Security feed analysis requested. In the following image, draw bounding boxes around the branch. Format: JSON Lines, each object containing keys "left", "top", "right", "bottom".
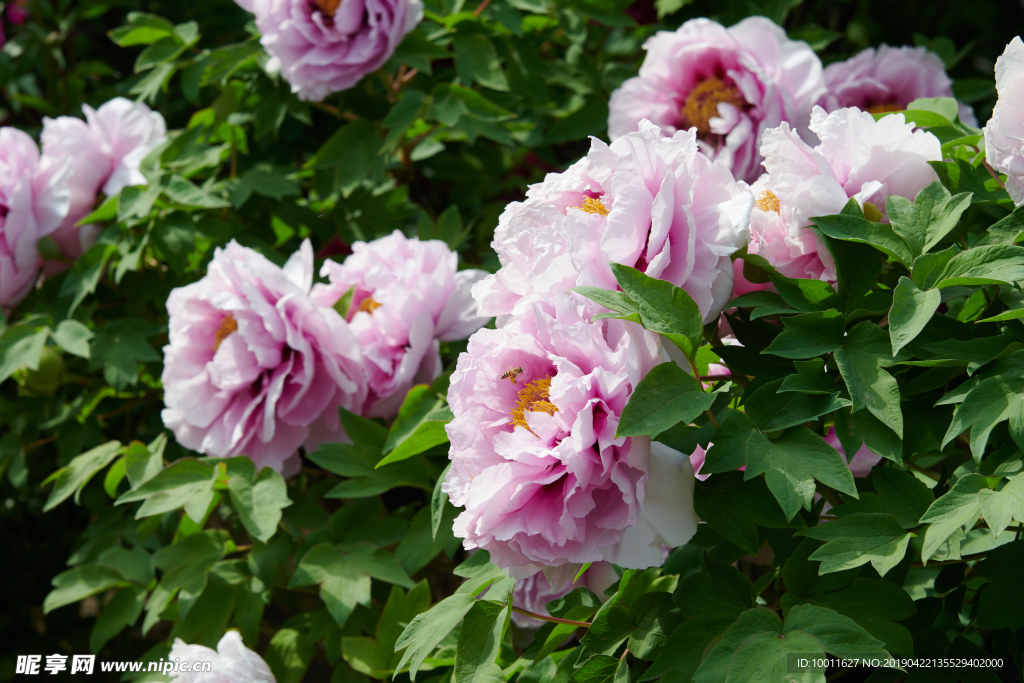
{"left": 911, "top": 551, "right": 989, "bottom": 568}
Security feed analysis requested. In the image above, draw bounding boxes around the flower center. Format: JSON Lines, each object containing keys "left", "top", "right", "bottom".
{"left": 357, "top": 296, "right": 381, "bottom": 314}
{"left": 682, "top": 78, "right": 745, "bottom": 135}
{"left": 312, "top": 0, "right": 342, "bottom": 19}
{"left": 511, "top": 376, "right": 558, "bottom": 432}
{"left": 866, "top": 102, "right": 903, "bottom": 115}
{"left": 577, "top": 196, "right": 609, "bottom": 217}
{"left": 755, "top": 190, "right": 781, "bottom": 214}
{"left": 214, "top": 314, "right": 238, "bottom": 351}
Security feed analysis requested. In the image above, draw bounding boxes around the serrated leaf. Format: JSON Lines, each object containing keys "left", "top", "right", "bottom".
{"left": 797, "top": 513, "right": 912, "bottom": 576}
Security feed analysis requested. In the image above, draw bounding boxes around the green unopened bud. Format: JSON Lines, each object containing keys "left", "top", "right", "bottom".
{"left": 24, "top": 347, "right": 64, "bottom": 396}
{"left": 863, "top": 202, "right": 883, "bottom": 222}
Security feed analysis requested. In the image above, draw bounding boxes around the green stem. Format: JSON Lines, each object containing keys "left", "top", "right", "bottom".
{"left": 684, "top": 353, "right": 720, "bottom": 429}
{"left": 507, "top": 605, "right": 591, "bottom": 628}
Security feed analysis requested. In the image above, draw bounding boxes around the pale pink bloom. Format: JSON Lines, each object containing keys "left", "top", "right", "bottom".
{"left": 162, "top": 240, "right": 365, "bottom": 475}
{"left": 510, "top": 561, "right": 620, "bottom": 629}
{"left": 0, "top": 128, "right": 71, "bottom": 312}
{"left": 473, "top": 120, "right": 752, "bottom": 325}
{"left": 747, "top": 106, "right": 941, "bottom": 283}
{"left": 41, "top": 98, "right": 167, "bottom": 260}
{"left": 169, "top": 631, "right": 275, "bottom": 683}
{"left": 819, "top": 45, "right": 978, "bottom": 127}
{"left": 984, "top": 37, "right": 1024, "bottom": 205}
{"left": 823, "top": 428, "right": 882, "bottom": 478}
{"left": 311, "top": 230, "right": 488, "bottom": 418}
{"left": 443, "top": 293, "right": 700, "bottom": 578}
{"left": 607, "top": 17, "right": 824, "bottom": 183}
{"left": 236, "top": 0, "right": 423, "bottom": 102}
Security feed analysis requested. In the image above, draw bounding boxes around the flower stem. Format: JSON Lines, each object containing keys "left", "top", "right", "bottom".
{"left": 983, "top": 161, "right": 1008, "bottom": 191}
{"left": 507, "top": 605, "right": 592, "bottom": 628}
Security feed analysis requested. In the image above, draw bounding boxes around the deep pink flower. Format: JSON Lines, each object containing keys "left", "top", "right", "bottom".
{"left": 473, "top": 120, "right": 752, "bottom": 325}
{"left": 510, "top": 561, "right": 619, "bottom": 629}
{"left": 607, "top": 17, "right": 824, "bottom": 183}
{"left": 235, "top": 0, "right": 423, "bottom": 102}
{"left": 41, "top": 98, "right": 166, "bottom": 260}
{"left": 162, "top": 240, "right": 366, "bottom": 475}
{"left": 819, "top": 45, "right": 978, "bottom": 127}
{"left": 0, "top": 128, "right": 71, "bottom": 312}
{"left": 443, "top": 294, "right": 699, "bottom": 578}
{"left": 311, "top": 230, "right": 488, "bottom": 418}
{"left": 984, "top": 37, "right": 1024, "bottom": 206}
{"left": 6, "top": 0, "right": 28, "bottom": 25}
{"left": 169, "top": 631, "right": 275, "bottom": 683}
{"left": 747, "top": 106, "right": 941, "bottom": 283}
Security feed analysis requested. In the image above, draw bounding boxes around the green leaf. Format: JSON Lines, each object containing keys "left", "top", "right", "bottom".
{"left": 454, "top": 600, "right": 508, "bottom": 683}
{"left": 52, "top": 320, "right": 94, "bottom": 359}
{"left": 812, "top": 211, "right": 914, "bottom": 268}
{"left": 339, "top": 407, "right": 388, "bottom": 457}
{"left": 265, "top": 626, "right": 316, "bottom": 683}
{"left": 779, "top": 359, "right": 835, "bottom": 395}
{"left": 89, "top": 586, "right": 147, "bottom": 653}
{"left": 835, "top": 322, "right": 903, "bottom": 438}
{"left": 432, "top": 462, "right": 452, "bottom": 541}
{"left": 745, "top": 380, "right": 851, "bottom": 432}
{"left": 116, "top": 458, "right": 218, "bottom": 523}
{"left": 693, "top": 472, "right": 802, "bottom": 555}
{"left": 454, "top": 35, "right": 509, "bottom": 91}
{"left": 394, "top": 593, "right": 477, "bottom": 680}
{"left": 0, "top": 325, "right": 49, "bottom": 383}
{"left": 627, "top": 592, "right": 682, "bottom": 661}
{"left": 796, "top": 513, "right": 912, "bottom": 576}
{"left": 571, "top": 655, "right": 622, "bottom": 683}
{"left": 934, "top": 244, "right": 1024, "bottom": 288}
{"left": 611, "top": 264, "right": 704, "bottom": 356}
{"left": 379, "top": 581, "right": 432, "bottom": 665}
{"left": 919, "top": 473, "right": 988, "bottom": 562}
{"left": 888, "top": 277, "right": 942, "bottom": 356}
{"left": 767, "top": 274, "right": 839, "bottom": 312}
{"left": 674, "top": 560, "right": 754, "bottom": 622}
{"left": 974, "top": 539, "right": 1024, "bottom": 630}
{"left": 783, "top": 603, "right": 890, "bottom": 660}
{"left": 228, "top": 467, "right": 292, "bottom": 543}
{"left": 886, "top": 181, "right": 972, "bottom": 256}
{"left": 745, "top": 428, "right": 858, "bottom": 521}
{"left": 911, "top": 245, "right": 959, "bottom": 290}
{"left": 616, "top": 362, "right": 716, "bottom": 437}
{"left": 125, "top": 436, "right": 165, "bottom": 488}
{"left": 761, "top": 310, "right": 845, "bottom": 358}
{"left": 580, "top": 603, "right": 634, "bottom": 657}
{"left": 163, "top": 175, "right": 231, "bottom": 209}
{"left": 44, "top": 441, "right": 123, "bottom": 511}
{"left": 976, "top": 475, "right": 1024, "bottom": 538}
{"left": 379, "top": 385, "right": 450, "bottom": 467}
{"left": 691, "top": 608, "right": 811, "bottom": 683}
{"left": 832, "top": 467, "right": 932, "bottom": 528}
{"left": 44, "top": 565, "right": 129, "bottom": 614}
{"left": 572, "top": 286, "right": 642, "bottom": 324}
{"left": 941, "top": 375, "right": 1024, "bottom": 459}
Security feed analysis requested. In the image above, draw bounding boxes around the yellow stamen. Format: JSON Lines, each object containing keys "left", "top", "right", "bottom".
{"left": 313, "top": 0, "right": 342, "bottom": 18}
{"left": 866, "top": 102, "right": 903, "bottom": 115}
{"left": 357, "top": 296, "right": 382, "bottom": 314}
{"left": 510, "top": 376, "right": 558, "bottom": 431}
{"left": 577, "top": 196, "right": 609, "bottom": 217}
{"left": 214, "top": 314, "right": 238, "bottom": 351}
{"left": 755, "top": 190, "right": 781, "bottom": 214}
{"left": 682, "top": 78, "right": 745, "bottom": 135}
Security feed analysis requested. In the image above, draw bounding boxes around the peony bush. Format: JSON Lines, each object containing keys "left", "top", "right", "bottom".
{"left": 2, "top": 1, "right": 1024, "bottom": 682}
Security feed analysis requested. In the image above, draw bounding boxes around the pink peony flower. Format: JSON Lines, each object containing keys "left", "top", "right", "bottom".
{"left": 472, "top": 120, "right": 752, "bottom": 325}
{"left": 443, "top": 293, "right": 700, "bottom": 578}
{"left": 607, "top": 17, "right": 824, "bottom": 183}
{"left": 984, "top": 37, "right": 1024, "bottom": 206}
{"left": 41, "top": 98, "right": 167, "bottom": 260}
{"left": 6, "top": 0, "right": 28, "bottom": 25}
{"left": 510, "top": 561, "right": 619, "bottom": 629}
{"left": 161, "top": 240, "right": 366, "bottom": 475}
{"left": 235, "top": 0, "right": 424, "bottom": 102}
{"left": 818, "top": 45, "right": 978, "bottom": 127}
{"left": 311, "top": 230, "right": 488, "bottom": 418}
{"left": 0, "top": 128, "right": 71, "bottom": 312}
{"left": 169, "top": 631, "right": 275, "bottom": 683}
{"left": 747, "top": 106, "right": 941, "bottom": 283}
{"left": 823, "top": 427, "right": 882, "bottom": 478}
